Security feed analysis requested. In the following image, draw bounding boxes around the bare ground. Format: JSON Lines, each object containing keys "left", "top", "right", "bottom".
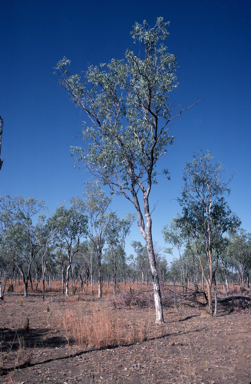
{"left": 0, "top": 287, "right": 251, "bottom": 384}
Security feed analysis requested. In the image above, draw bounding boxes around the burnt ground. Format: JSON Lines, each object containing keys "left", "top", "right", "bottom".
{"left": 0, "top": 288, "right": 251, "bottom": 384}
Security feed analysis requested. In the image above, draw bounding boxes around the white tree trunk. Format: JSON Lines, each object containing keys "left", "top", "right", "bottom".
{"left": 65, "top": 265, "right": 71, "bottom": 296}
{"left": 98, "top": 249, "right": 102, "bottom": 299}
{"left": 144, "top": 199, "right": 164, "bottom": 324}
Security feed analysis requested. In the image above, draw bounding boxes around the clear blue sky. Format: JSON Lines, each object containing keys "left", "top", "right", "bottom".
{"left": 1, "top": 0, "right": 251, "bottom": 262}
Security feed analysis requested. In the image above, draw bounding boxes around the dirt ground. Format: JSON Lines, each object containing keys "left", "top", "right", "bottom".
{"left": 1, "top": 288, "right": 251, "bottom": 384}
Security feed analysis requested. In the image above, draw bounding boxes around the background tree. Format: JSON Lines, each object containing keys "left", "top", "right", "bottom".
{"left": 83, "top": 182, "right": 112, "bottom": 298}
{"left": 55, "top": 18, "right": 198, "bottom": 323}
{"left": 106, "top": 212, "right": 136, "bottom": 295}
{"left": 131, "top": 241, "right": 150, "bottom": 285}
{"left": 162, "top": 215, "right": 187, "bottom": 290}
{"left": 54, "top": 242, "right": 68, "bottom": 294}
{"left": 34, "top": 214, "right": 56, "bottom": 300}
{"left": 0, "top": 196, "right": 46, "bottom": 296}
{"left": 48, "top": 198, "right": 88, "bottom": 296}
{"left": 177, "top": 152, "right": 240, "bottom": 313}
{"left": 228, "top": 229, "right": 251, "bottom": 289}
{"left": 74, "top": 240, "right": 91, "bottom": 290}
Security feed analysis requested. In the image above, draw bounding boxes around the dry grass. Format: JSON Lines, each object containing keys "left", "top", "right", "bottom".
{"left": 52, "top": 306, "right": 150, "bottom": 349}
{"left": 1, "top": 334, "right": 32, "bottom": 384}
{"left": 7, "top": 279, "right": 244, "bottom": 298}
{"left": 5, "top": 280, "right": 143, "bottom": 296}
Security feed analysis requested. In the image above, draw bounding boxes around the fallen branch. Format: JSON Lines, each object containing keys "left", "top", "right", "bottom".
{"left": 216, "top": 296, "right": 251, "bottom": 303}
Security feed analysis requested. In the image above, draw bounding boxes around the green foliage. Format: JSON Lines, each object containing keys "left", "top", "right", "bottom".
{"left": 228, "top": 229, "right": 251, "bottom": 283}
{"left": 131, "top": 240, "right": 150, "bottom": 282}
{"left": 0, "top": 196, "right": 46, "bottom": 271}
{"left": 48, "top": 199, "right": 88, "bottom": 251}
{"left": 54, "top": 18, "right": 178, "bottom": 203}
{"left": 162, "top": 215, "right": 185, "bottom": 252}
{"left": 175, "top": 152, "right": 241, "bottom": 300}
{"left": 177, "top": 152, "right": 240, "bottom": 242}
{"left": 83, "top": 182, "right": 112, "bottom": 245}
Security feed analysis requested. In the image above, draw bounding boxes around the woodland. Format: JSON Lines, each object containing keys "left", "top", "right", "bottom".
{"left": 1, "top": 17, "right": 251, "bottom": 383}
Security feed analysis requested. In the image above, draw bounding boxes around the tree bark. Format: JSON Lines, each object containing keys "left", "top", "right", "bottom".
{"left": 173, "top": 279, "right": 177, "bottom": 309}
{"left": 61, "top": 265, "right": 65, "bottom": 295}
{"left": 206, "top": 280, "right": 212, "bottom": 314}
{"left": 98, "top": 248, "right": 102, "bottom": 298}
{"left": 113, "top": 250, "right": 117, "bottom": 297}
{"left": 65, "top": 264, "right": 71, "bottom": 296}
{"left": 144, "top": 200, "right": 164, "bottom": 324}
{"left": 42, "top": 278, "right": 45, "bottom": 301}
{"left": 24, "top": 280, "right": 28, "bottom": 297}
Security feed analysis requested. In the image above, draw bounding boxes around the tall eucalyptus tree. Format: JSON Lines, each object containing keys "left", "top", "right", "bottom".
{"left": 55, "top": 18, "right": 197, "bottom": 323}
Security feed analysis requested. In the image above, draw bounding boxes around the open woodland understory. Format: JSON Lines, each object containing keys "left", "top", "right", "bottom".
{"left": 1, "top": 280, "right": 251, "bottom": 383}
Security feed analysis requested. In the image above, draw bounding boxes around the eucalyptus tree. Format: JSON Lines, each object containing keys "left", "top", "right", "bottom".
{"left": 0, "top": 229, "right": 16, "bottom": 294}
{"left": 0, "top": 196, "right": 46, "bottom": 296}
{"left": 34, "top": 215, "right": 56, "bottom": 299}
{"left": 162, "top": 215, "right": 187, "bottom": 289}
{"left": 131, "top": 241, "right": 150, "bottom": 285}
{"left": 48, "top": 198, "right": 88, "bottom": 296}
{"left": 177, "top": 152, "right": 240, "bottom": 313}
{"left": 74, "top": 240, "right": 91, "bottom": 289}
{"left": 55, "top": 18, "right": 198, "bottom": 323}
{"left": 83, "top": 182, "right": 112, "bottom": 298}
{"left": 228, "top": 229, "right": 251, "bottom": 288}
{"left": 54, "top": 242, "right": 68, "bottom": 294}
{"left": 105, "top": 212, "right": 135, "bottom": 295}
{"left": 184, "top": 240, "right": 203, "bottom": 288}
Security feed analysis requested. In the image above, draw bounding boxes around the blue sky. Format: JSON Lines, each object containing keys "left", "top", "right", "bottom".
{"left": 1, "top": 0, "right": 251, "bottom": 262}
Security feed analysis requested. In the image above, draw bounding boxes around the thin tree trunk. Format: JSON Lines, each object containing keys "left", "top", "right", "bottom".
{"left": 214, "top": 284, "right": 217, "bottom": 316}
{"left": 213, "top": 269, "right": 217, "bottom": 316}
{"left": 173, "top": 279, "right": 177, "bottom": 309}
{"left": 206, "top": 280, "right": 212, "bottom": 314}
{"left": 42, "top": 278, "right": 45, "bottom": 300}
{"left": 113, "top": 247, "right": 116, "bottom": 297}
{"left": 29, "top": 273, "right": 33, "bottom": 291}
{"left": 90, "top": 253, "right": 93, "bottom": 294}
{"left": 61, "top": 266, "right": 65, "bottom": 295}
{"left": 65, "top": 265, "right": 71, "bottom": 296}
{"left": 24, "top": 280, "right": 28, "bottom": 297}
{"left": 98, "top": 249, "right": 102, "bottom": 298}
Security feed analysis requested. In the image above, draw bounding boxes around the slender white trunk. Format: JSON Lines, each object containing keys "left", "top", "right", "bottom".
{"left": 65, "top": 264, "right": 71, "bottom": 296}
{"left": 144, "top": 203, "right": 164, "bottom": 324}
{"left": 98, "top": 248, "right": 102, "bottom": 298}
